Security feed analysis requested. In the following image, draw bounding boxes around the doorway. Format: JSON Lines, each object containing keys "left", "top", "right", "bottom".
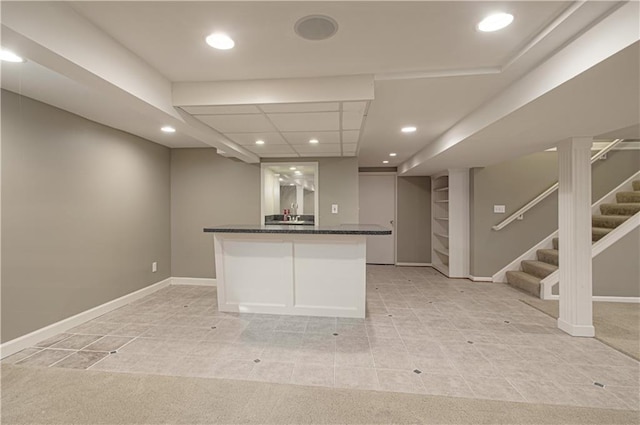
{"left": 358, "top": 173, "right": 396, "bottom": 264}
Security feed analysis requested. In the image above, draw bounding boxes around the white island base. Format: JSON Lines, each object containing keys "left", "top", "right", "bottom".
{"left": 213, "top": 232, "right": 367, "bottom": 318}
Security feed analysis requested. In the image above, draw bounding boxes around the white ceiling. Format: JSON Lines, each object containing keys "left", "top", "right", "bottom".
{"left": 1, "top": 1, "right": 638, "bottom": 173}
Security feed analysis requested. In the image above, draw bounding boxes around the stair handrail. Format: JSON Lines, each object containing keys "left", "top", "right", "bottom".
{"left": 492, "top": 139, "right": 625, "bottom": 231}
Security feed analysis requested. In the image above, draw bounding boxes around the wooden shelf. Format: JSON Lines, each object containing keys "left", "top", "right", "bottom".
{"left": 434, "top": 248, "right": 450, "bottom": 257}
{"left": 435, "top": 200, "right": 449, "bottom": 204}
{"left": 434, "top": 187, "right": 449, "bottom": 192}
{"left": 434, "top": 232, "right": 449, "bottom": 239}
{"left": 434, "top": 217, "right": 449, "bottom": 221}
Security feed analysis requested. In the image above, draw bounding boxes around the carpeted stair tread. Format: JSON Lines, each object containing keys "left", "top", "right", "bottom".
{"left": 506, "top": 271, "right": 540, "bottom": 297}
{"left": 616, "top": 191, "right": 640, "bottom": 203}
{"left": 536, "top": 249, "right": 559, "bottom": 266}
{"left": 633, "top": 180, "right": 640, "bottom": 191}
{"left": 592, "top": 227, "right": 613, "bottom": 242}
{"left": 592, "top": 214, "right": 632, "bottom": 229}
{"left": 521, "top": 260, "right": 557, "bottom": 279}
{"left": 599, "top": 203, "right": 640, "bottom": 216}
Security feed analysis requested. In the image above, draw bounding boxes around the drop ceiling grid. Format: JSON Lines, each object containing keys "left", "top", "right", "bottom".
{"left": 185, "top": 101, "right": 367, "bottom": 158}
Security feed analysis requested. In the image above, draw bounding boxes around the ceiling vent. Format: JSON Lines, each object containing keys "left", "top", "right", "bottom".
{"left": 294, "top": 15, "right": 338, "bottom": 41}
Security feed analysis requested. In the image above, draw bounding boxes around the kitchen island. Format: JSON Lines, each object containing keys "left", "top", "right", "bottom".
{"left": 203, "top": 224, "right": 391, "bottom": 318}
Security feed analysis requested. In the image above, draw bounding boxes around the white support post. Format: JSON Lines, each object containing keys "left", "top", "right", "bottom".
{"left": 557, "top": 137, "right": 595, "bottom": 337}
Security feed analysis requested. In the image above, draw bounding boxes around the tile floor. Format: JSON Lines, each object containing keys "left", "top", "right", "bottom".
{"left": 4, "top": 266, "right": 639, "bottom": 410}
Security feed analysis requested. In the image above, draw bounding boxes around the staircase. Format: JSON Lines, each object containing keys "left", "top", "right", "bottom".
{"left": 506, "top": 180, "right": 640, "bottom": 297}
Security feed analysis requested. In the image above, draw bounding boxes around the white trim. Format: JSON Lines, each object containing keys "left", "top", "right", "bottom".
{"left": 396, "top": 262, "right": 432, "bottom": 267}
{"left": 557, "top": 319, "right": 595, "bottom": 337}
{"left": 591, "top": 170, "right": 640, "bottom": 215}
{"left": 493, "top": 233, "right": 557, "bottom": 283}
{"left": 540, "top": 212, "right": 640, "bottom": 296}
{"left": 594, "top": 296, "right": 640, "bottom": 303}
{"left": 593, "top": 212, "right": 640, "bottom": 257}
{"left": 358, "top": 171, "right": 398, "bottom": 176}
{"left": 468, "top": 275, "right": 493, "bottom": 282}
{"left": 0, "top": 277, "right": 171, "bottom": 360}
{"left": 533, "top": 294, "right": 640, "bottom": 304}
{"left": 171, "top": 277, "right": 217, "bottom": 287}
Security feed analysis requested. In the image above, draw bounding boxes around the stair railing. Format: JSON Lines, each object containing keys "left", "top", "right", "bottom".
{"left": 492, "top": 139, "right": 625, "bottom": 231}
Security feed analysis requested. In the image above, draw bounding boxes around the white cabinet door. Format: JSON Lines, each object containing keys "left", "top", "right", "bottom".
{"left": 358, "top": 174, "right": 395, "bottom": 264}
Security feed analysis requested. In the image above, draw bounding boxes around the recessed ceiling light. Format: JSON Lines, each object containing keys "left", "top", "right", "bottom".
{"left": 289, "top": 183, "right": 295, "bottom": 186}
{"left": 161, "top": 126, "right": 176, "bottom": 133}
{"left": 309, "top": 139, "right": 319, "bottom": 144}
{"left": 290, "top": 167, "right": 297, "bottom": 170}
{"left": 477, "top": 13, "right": 514, "bottom": 32}
{"left": 401, "top": 126, "right": 417, "bottom": 133}
{"left": 205, "top": 33, "right": 235, "bottom": 50}
{"left": 383, "top": 160, "right": 389, "bottom": 164}
{"left": 279, "top": 178, "right": 284, "bottom": 182}
{"left": 295, "top": 170, "right": 302, "bottom": 175}
{"left": 255, "top": 140, "right": 265, "bottom": 145}
{"left": 389, "top": 153, "right": 397, "bottom": 157}
{"left": 0, "top": 49, "right": 25, "bottom": 63}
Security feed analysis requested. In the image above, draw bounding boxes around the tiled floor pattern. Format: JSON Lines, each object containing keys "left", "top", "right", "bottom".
{"left": 4, "top": 266, "right": 639, "bottom": 410}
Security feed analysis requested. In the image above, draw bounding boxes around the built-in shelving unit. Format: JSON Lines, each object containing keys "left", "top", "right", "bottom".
{"left": 431, "top": 169, "right": 469, "bottom": 278}
{"left": 431, "top": 173, "right": 450, "bottom": 276}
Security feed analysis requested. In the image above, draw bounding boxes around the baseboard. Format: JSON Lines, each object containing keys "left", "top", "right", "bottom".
{"left": 395, "top": 262, "right": 432, "bottom": 267}
{"left": 171, "top": 277, "right": 217, "bottom": 287}
{"left": 557, "top": 319, "right": 595, "bottom": 337}
{"left": 533, "top": 295, "right": 639, "bottom": 303}
{"left": 593, "top": 296, "right": 640, "bottom": 303}
{"left": 468, "top": 275, "right": 493, "bottom": 282}
{"left": 0, "top": 277, "right": 171, "bottom": 360}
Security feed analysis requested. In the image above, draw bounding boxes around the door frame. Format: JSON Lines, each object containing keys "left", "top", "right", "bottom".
{"left": 358, "top": 171, "right": 397, "bottom": 265}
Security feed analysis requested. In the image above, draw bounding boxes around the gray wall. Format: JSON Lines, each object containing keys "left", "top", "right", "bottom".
{"left": 263, "top": 157, "right": 359, "bottom": 226}
{"left": 397, "top": 177, "right": 431, "bottom": 263}
{"left": 593, "top": 227, "right": 640, "bottom": 297}
{"left": 1, "top": 90, "right": 171, "bottom": 343}
{"left": 470, "top": 150, "right": 640, "bottom": 277}
{"left": 170, "top": 149, "right": 260, "bottom": 278}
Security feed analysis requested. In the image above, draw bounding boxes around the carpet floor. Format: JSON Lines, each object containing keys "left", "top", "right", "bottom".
{"left": 2, "top": 364, "right": 639, "bottom": 425}
{"left": 520, "top": 299, "right": 640, "bottom": 361}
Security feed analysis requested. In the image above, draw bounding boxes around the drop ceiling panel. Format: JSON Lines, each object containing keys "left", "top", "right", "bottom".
{"left": 198, "top": 114, "right": 276, "bottom": 133}
{"left": 259, "top": 153, "right": 299, "bottom": 158}
{"left": 260, "top": 102, "right": 340, "bottom": 113}
{"left": 294, "top": 143, "right": 342, "bottom": 154}
{"left": 343, "top": 144, "right": 358, "bottom": 155}
{"left": 247, "top": 144, "right": 296, "bottom": 154}
{"left": 299, "top": 152, "right": 340, "bottom": 157}
{"left": 343, "top": 101, "right": 367, "bottom": 112}
{"left": 282, "top": 131, "right": 340, "bottom": 145}
{"left": 267, "top": 112, "right": 339, "bottom": 132}
{"left": 342, "top": 110, "right": 365, "bottom": 130}
{"left": 181, "top": 105, "right": 261, "bottom": 115}
{"left": 342, "top": 130, "right": 360, "bottom": 144}
{"left": 225, "top": 132, "right": 286, "bottom": 145}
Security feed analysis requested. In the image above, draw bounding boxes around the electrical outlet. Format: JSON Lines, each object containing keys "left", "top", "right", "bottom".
{"left": 331, "top": 204, "right": 338, "bottom": 214}
{"left": 152, "top": 262, "right": 157, "bottom": 273}
{"left": 494, "top": 205, "right": 506, "bottom": 214}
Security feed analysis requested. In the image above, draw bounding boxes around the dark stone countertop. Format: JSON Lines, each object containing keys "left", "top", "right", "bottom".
{"left": 203, "top": 224, "right": 392, "bottom": 235}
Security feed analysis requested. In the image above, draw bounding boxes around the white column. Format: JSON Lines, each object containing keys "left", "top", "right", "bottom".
{"left": 448, "top": 168, "right": 470, "bottom": 278}
{"left": 557, "top": 137, "right": 594, "bottom": 337}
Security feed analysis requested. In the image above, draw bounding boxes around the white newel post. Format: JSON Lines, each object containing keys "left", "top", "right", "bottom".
{"left": 557, "top": 137, "right": 595, "bottom": 337}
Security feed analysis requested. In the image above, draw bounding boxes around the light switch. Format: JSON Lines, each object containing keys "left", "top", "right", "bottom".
{"left": 331, "top": 204, "right": 338, "bottom": 214}
{"left": 494, "top": 205, "right": 506, "bottom": 214}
